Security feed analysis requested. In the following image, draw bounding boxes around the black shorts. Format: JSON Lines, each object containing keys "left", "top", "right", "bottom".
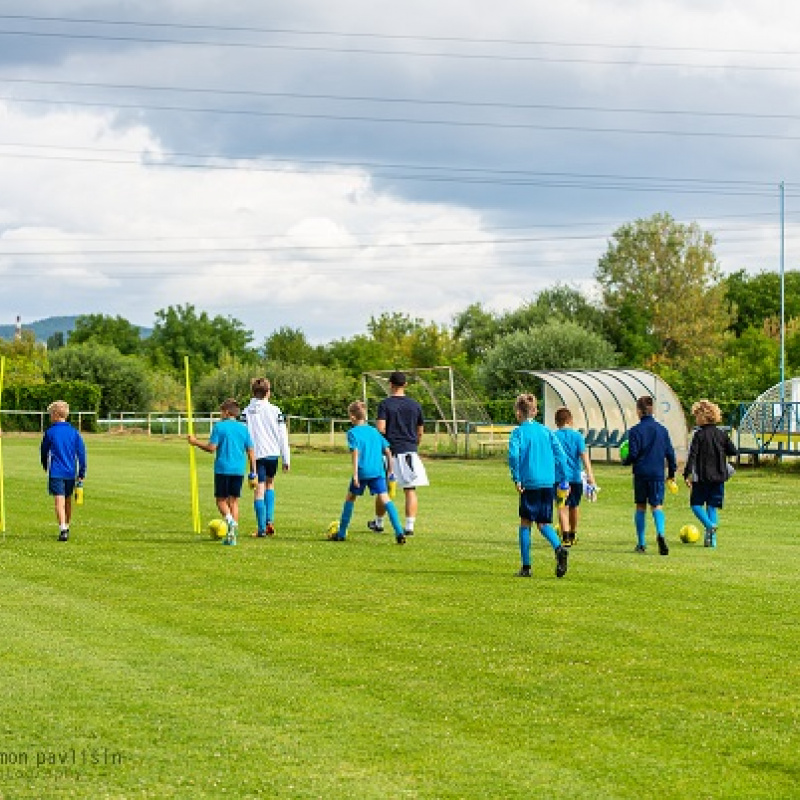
{"left": 690, "top": 481, "right": 725, "bottom": 509}
{"left": 518, "top": 487, "right": 555, "bottom": 525}
{"left": 215, "top": 473, "right": 244, "bottom": 499}
{"left": 256, "top": 457, "right": 279, "bottom": 483}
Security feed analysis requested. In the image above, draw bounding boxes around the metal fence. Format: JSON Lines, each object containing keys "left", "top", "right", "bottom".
{"left": 0, "top": 409, "right": 516, "bottom": 458}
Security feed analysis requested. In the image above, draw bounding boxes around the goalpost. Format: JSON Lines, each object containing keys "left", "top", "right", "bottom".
{"left": 361, "top": 366, "right": 491, "bottom": 443}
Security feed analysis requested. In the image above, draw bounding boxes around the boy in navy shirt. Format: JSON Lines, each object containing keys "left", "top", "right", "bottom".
{"left": 40, "top": 400, "right": 87, "bottom": 542}
{"left": 622, "top": 395, "right": 677, "bottom": 555}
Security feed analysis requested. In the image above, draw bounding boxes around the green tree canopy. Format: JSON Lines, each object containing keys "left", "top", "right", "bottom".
{"left": 724, "top": 268, "right": 800, "bottom": 337}
{"left": 596, "top": 213, "right": 729, "bottom": 364}
{"left": 70, "top": 314, "right": 143, "bottom": 355}
{"left": 478, "top": 320, "right": 619, "bottom": 396}
{"left": 48, "top": 342, "right": 152, "bottom": 415}
{"left": 146, "top": 304, "right": 255, "bottom": 378}
{"left": 0, "top": 330, "right": 48, "bottom": 385}
{"left": 263, "top": 326, "right": 318, "bottom": 364}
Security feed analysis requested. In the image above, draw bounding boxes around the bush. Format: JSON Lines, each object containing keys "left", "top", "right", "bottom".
{"left": 1, "top": 381, "right": 101, "bottom": 432}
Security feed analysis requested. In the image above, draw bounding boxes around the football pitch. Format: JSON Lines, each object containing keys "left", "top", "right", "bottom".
{"left": 0, "top": 435, "right": 797, "bottom": 799}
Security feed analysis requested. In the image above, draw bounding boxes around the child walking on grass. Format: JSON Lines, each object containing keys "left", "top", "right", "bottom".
{"left": 188, "top": 398, "right": 256, "bottom": 546}
{"left": 330, "top": 401, "right": 406, "bottom": 545}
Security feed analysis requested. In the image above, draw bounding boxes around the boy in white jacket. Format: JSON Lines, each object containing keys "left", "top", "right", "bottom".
{"left": 241, "top": 377, "right": 291, "bottom": 536}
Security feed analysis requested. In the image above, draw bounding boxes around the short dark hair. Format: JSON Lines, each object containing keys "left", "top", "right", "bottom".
{"left": 220, "top": 398, "right": 240, "bottom": 417}
{"left": 251, "top": 377, "right": 271, "bottom": 399}
{"left": 636, "top": 395, "right": 654, "bottom": 415}
{"left": 554, "top": 407, "right": 573, "bottom": 427}
{"left": 389, "top": 371, "right": 407, "bottom": 387}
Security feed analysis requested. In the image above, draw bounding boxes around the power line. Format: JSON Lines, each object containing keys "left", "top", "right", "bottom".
{"left": 2, "top": 76, "right": 798, "bottom": 124}
{"left": 0, "top": 13, "right": 795, "bottom": 56}
{"left": 0, "top": 28, "right": 798, "bottom": 72}
{"left": 3, "top": 94, "right": 799, "bottom": 145}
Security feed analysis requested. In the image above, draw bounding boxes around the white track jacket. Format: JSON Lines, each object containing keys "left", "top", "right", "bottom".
{"left": 241, "top": 398, "right": 291, "bottom": 465}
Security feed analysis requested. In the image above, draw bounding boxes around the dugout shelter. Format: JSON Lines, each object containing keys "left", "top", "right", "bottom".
{"left": 520, "top": 368, "right": 689, "bottom": 460}
{"left": 734, "top": 377, "right": 800, "bottom": 459}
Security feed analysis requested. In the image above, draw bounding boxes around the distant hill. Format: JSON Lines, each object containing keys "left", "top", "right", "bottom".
{"left": 0, "top": 316, "right": 151, "bottom": 343}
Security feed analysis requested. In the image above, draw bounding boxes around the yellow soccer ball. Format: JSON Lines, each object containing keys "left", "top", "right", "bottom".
{"left": 325, "top": 520, "right": 340, "bottom": 539}
{"left": 208, "top": 519, "right": 228, "bottom": 540}
{"left": 679, "top": 524, "right": 700, "bottom": 544}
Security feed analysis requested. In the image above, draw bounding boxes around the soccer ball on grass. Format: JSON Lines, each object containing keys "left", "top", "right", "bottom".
{"left": 208, "top": 519, "right": 228, "bottom": 540}
{"left": 679, "top": 524, "right": 700, "bottom": 544}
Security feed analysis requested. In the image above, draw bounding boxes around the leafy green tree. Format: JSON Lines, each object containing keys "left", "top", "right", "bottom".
{"left": 194, "top": 360, "right": 356, "bottom": 417}
{"left": 263, "top": 327, "right": 318, "bottom": 364}
{"left": 321, "top": 335, "right": 387, "bottom": 378}
{"left": 725, "top": 269, "right": 800, "bottom": 337}
{"left": 478, "top": 320, "right": 619, "bottom": 396}
{"left": 146, "top": 304, "right": 255, "bottom": 378}
{"left": 452, "top": 302, "right": 498, "bottom": 363}
{"left": 48, "top": 342, "right": 152, "bottom": 415}
{"left": 596, "top": 213, "right": 729, "bottom": 364}
{"left": 70, "top": 314, "right": 143, "bottom": 355}
{"left": 0, "top": 330, "right": 48, "bottom": 384}
{"left": 46, "top": 331, "right": 65, "bottom": 351}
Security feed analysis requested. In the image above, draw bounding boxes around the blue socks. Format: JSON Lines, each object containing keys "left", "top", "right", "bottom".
{"left": 265, "top": 489, "right": 275, "bottom": 524}
{"left": 519, "top": 526, "right": 532, "bottom": 567}
{"left": 635, "top": 509, "right": 646, "bottom": 547}
{"left": 652, "top": 509, "right": 665, "bottom": 537}
{"left": 338, "top": 500, "right": 354, "bottom": 538}
{"left": 540, "top": 524, "right": 561, "bottom": 550}
{"left": 384, "top": 500, "right": 403, "bottom": 536}
{"left": 691, "top": 504, "right": 713, "bottom": 530}
{"left": 254, "top": 499, "right": 267, "bottom": 533}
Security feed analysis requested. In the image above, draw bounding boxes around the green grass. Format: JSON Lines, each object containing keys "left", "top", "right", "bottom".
{"left": 0, "top": 435, "right": 798, "bottom": 799}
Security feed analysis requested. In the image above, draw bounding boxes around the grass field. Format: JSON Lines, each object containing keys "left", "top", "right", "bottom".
{"left": 0, "top": 435, "right": 798, "bottom": 799}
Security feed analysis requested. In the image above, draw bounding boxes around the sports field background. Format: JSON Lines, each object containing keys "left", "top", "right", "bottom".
{"left": 0, "top": 435, "right": 797, "bottom": 799}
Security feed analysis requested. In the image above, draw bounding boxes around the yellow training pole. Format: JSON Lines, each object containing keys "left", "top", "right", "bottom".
{"left": 184, "top": 356, "right": 202, "bottom": 533}
{"left": 0, "top": 356, "right": 5, "bottom": 534}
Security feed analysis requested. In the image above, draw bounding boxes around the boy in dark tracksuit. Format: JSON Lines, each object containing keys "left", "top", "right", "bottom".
{"left": 40, "top": 400, "right": 87, "bottom": 542}
{"left": 622, "top": 395, "right": 676, "bottom": 555}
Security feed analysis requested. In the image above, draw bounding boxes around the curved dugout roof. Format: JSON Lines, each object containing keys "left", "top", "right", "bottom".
{"left": 520, "top": 368, "right": 688, "bottom": 455}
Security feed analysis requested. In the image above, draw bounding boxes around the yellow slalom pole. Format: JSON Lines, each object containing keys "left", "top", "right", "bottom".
{"left": 0, "top": 356, "right": 5, "bottom": 534}
{"left": 184, "top": 356, "right": 202, "bottom": 534}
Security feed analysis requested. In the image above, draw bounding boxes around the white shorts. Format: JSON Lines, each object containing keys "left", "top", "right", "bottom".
{"left": 392, "top": 452, "right": 429, "bottom": 489}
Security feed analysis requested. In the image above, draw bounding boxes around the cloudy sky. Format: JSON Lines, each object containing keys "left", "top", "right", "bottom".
{"left": 1, "top": 1, "right": 798, "bottom": 344}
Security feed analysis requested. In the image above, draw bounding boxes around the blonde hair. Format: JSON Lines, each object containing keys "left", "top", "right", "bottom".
{"left": 514, "top": 393, "right": 538, "bottom": 419}
{"left": 348, "top": 400, "right": 367, "bottom": 421}
{"left": 47, "top": 400, "right": 69, "bottom": 420}
{"left": 691, "top": 399, "right": 722, "bottom": 425}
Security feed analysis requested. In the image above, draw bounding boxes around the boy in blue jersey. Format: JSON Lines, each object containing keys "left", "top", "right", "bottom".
{"left": 40, "top": 400, "right": 87, "bottom": 542}
{"left": 554, "top": 407, "right": 596, "bottom": 547}
{"left": 622, "top": 395, "right": 677, "bottom": 555}
{"left": 188, "top": 398, "right": 256, "bottom": 546}
{"left": 330, "top": 401, "right": 406, "bottom": 544}
{"left": 508, "top": 394, "right": 570, "bottom": 578}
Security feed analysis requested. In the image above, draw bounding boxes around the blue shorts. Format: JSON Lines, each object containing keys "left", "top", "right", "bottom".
{"left": 519, "top": 487, "right": 555, "bottom": 525}
{"left": 690, "top": 481, "right": 725, "bottom": 509}
{"left": 348, "top": 475, "right": 388, "bottom": 497}
{"left": 554, "top": 481, "right": 584, "bottom": 508}
{"left": 215, "top": 473, "right": 244, "bottom": 499}
{"left": 48, "top": 477, "right": 76, "bottom": 497}
{"left": 634, "top": 477, "right": 665, "bottom": 507}
{"left": 255, "top": 457, "right": 279, "bottom": 482}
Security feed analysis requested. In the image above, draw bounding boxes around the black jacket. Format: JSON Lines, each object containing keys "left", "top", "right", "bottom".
{"left": 683, "top": 424, "right": 737, "bottom": 484}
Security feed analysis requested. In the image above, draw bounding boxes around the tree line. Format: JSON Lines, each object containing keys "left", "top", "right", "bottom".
{"left": 2, "top": 213, "right": 799, "bottom": 424}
